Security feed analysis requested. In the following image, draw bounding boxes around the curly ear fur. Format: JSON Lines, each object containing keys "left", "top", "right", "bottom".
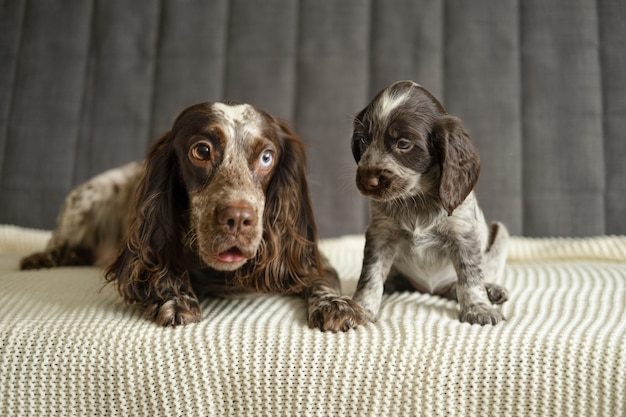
{"left": 433, "top": 116, "right": 481, "bottom": 215}
{"left": 236, "top": 120, "right": 323, "bottom": 293}
{"left": 105, "top": 132, "right": 191, "bottom": 305}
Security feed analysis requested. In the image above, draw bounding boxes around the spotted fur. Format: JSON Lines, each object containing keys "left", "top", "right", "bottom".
{"left": 21, "top": 101, "right": 369, "bottom": 331}
{"left": 350, "top": 81, "right": 509, "bottom": 326}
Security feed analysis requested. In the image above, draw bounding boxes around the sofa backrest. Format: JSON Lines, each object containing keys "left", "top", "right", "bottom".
{"left": 1, "top": 0, "right": 624, "bottom": 237}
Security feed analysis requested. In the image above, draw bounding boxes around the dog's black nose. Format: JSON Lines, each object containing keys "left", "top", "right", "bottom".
{"left": 217, "top": 203, "right": 257, "bottom": 234}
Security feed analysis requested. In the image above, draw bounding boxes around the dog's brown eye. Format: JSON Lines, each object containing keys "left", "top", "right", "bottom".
{"left": 190, "top": 143, "right": 211, "bottom": 161}
{"left": 396, "top": 138, "right": 412, "bottom": 150}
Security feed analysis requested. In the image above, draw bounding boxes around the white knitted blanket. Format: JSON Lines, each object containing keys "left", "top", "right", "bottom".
{"left": 1, "top": 225, "right": 625, "bottom": 417}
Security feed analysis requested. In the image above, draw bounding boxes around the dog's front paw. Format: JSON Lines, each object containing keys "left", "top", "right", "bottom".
{"left": 308, "top": 295, "right": 372, "bottom": 332}
{"left": 145, "top": 296, "right": 202, "bottom": 327}
{"left": 460, "top": 303, "right": 505, "bottom": 326}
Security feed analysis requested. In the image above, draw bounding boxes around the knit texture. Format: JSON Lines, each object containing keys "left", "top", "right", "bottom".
{"left": 1, "top": 226, "right": 625, "bottom": 416}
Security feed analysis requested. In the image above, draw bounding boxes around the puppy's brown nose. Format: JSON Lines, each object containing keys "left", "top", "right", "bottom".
{"left": 217, "top": 203, "right": 257, "bottom": 234}
{"left": 361, "top": 175, "right": 380, "bottom": 191}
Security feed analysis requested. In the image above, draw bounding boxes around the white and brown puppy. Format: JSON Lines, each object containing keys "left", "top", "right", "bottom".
{"left": 350, "top": 80, "right": 509, "bottom": 325}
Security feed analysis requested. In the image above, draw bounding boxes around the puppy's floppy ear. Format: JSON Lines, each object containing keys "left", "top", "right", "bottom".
{"left": 105, "top": 131, "right": 189, "bottom": 304}
{"left": 432, "top": 116, "right": 481, "bottom": 215}
{"left": 351, "top": 131, "right": 370, "bottom": 163}
{"left": 244, "top": 119, "right": 322, "bottom": 292}
{"left": 351, "top": 135, "right": 363, "bottom": 163}
{"left": 350, "top": 109, "right": 368, "bottom": 163}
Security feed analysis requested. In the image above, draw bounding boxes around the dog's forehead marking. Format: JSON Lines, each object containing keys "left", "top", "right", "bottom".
{"left": 376, "top": 90, "right": 408, "bottom": 123}
{"left": 374, "top": 82, "right": 421, "bottom": 124}
{"left": 212, "top": 102, "right": 264, "bottom": 140}
{"left": 363, "top": 88, "right": 412, "bottom": 147}
{"left": 211, "top": 102, "right": 267, "bottom": 171}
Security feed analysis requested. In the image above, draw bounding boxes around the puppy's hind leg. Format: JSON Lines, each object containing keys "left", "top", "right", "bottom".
{"left": 306, "top": 255, "right": 371, "bottom": 332}
{"left": 482, "top": 221, "right": 510, "bottom": 304}
{"left": 444, "top": 222, "right": 510, "bottom": 305}
{"left": 451, "top": 234, "right": 506, "bottom": 325}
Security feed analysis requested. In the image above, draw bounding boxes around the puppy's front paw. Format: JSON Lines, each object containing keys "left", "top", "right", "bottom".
{"left": 460, "top": 303, "right": 505, "bottom": 326}
{"left": 485, "top": 283, "right": 509, "bottom": 305}
{"left": 308, "top": 296, "right": 372, "bottom": 332}
{"left": 145, "top": 296, "right": 202, "bottom": 326}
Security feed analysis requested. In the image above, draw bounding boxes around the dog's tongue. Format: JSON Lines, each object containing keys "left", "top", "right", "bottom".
{"left": 218, "top": 247, "right": 245, "bottom": 263}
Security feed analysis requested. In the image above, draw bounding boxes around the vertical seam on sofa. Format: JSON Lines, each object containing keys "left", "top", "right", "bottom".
{"left": 366, "top": 0, "right": 374, "bottom": 100}
{"left": 0, "top": 0, "right": 28, "bottom": 197}
{"left": 71, "top": 0, "right": 97, "bottom": 186}
{"left": 518, "top": 0, "right": 526, "bottom": 236}
{"left": 293, "top": 0, "right": 304, "bottom": 130}
{"left": 517, "top": 0, "right": 525, "bottom": 236}
{"left": 221, "top": 0, "right": 233, "bottom": 100}
{"left": 595, "top": 0, "right": 608, "bottom": 234}
{"left": 290, "top": 0, "right": 301, "bottom": 126}
{"left": 146, "top": 0, "right": 164, "bottom": 147}
{"left": 441, "top": 0, "right": 447, "bottom": 107}
{"left": 364, "top": 0, "right": 374, "bottom": 224}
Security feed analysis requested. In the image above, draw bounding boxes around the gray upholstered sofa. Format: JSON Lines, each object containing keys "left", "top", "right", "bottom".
{"left": 1, "top": 1, "right": 624, "bottom": 416}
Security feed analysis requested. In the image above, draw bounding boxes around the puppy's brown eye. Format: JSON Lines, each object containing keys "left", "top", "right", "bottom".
{"left": 190, "top": 142, "right": 211, "bottom": 161}
{"left": 355, "top": 136, "right": 367, "bottom": 152}
{"left": 396, "top": 138, "right": 412, "bottom": 150}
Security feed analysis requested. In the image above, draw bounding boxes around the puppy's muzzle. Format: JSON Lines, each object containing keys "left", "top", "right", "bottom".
{"left": 356, "top": 168, "right": 391, "bottom": 196}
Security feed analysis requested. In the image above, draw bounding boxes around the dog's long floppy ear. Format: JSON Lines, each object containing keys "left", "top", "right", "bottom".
{"left": 432, "top": 116, "right": 481, "bottom": 215}
{"left": 244, "top": 119, "right": 323, "bottom": 293}
{"left": 105, "top": 131, "right": 188, "bottom": 304}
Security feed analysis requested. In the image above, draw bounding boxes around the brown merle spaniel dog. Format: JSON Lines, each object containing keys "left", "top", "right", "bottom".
{"left": 21, "top": 101, "right": 368, "bottom": 331}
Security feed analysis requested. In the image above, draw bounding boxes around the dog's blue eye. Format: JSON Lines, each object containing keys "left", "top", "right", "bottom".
{"left": 259, "top": 150, "right": 274, "bottom": 169}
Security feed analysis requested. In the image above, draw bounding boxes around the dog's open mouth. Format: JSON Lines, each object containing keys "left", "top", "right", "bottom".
{"left": 217, "top": 247, "right": 246, "bottom": 263}
{"left": 198, "top": 237, "right": 259, "bottom": 270}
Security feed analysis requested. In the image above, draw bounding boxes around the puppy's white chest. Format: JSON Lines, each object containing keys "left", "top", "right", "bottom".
{"left": 393, "top": 228, "right": 457, "bottom": 293}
